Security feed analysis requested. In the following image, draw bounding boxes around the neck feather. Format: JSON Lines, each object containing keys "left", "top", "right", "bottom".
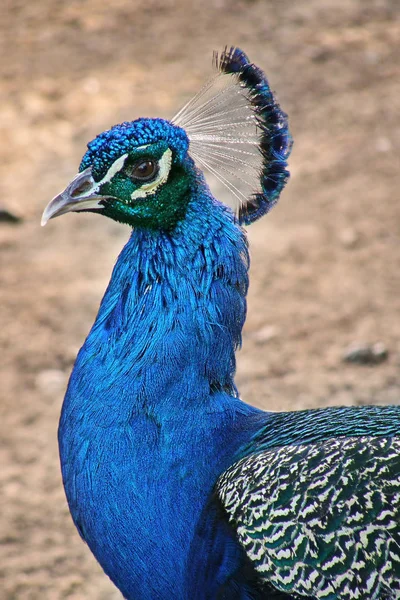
{"left": 75, "top": 187, "right": 249, "bottom": 414}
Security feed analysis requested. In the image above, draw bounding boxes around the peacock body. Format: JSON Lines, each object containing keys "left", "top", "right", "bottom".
{"left": 42, "top": 48, "right": 400, "bottom": 599}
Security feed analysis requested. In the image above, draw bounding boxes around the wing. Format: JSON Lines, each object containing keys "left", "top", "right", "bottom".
{"left": 217, "top": 435, "right": 400, "bottom": 600}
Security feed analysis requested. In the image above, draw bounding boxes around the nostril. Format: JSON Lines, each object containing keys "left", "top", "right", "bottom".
{"left": 70, "top": 180, "right": 93, "bottom": 198}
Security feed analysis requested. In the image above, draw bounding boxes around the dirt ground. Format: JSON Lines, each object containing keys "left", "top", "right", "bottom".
{"left": 0, "top": 0, "right": 399, "bottom": 598}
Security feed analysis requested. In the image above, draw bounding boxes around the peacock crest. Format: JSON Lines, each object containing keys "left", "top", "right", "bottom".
{"left": 172, "top": 46, "right": 292, "bottom": 224}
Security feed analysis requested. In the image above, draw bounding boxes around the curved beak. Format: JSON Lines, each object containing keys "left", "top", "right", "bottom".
{"left": 41, "top": 168, "right": 110, "bottom": 226}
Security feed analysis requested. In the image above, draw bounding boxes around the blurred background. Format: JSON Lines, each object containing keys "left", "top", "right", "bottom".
{"left": 0, "top": 0, "right": 399, "bottom": 597}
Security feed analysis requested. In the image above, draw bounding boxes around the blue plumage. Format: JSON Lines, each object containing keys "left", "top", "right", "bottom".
{"left": 42, "top": 48, "right": 400, "bottom": 599}
{"left": 58, "top": 185, "right": 266, "bottom": 598}
{"left": 80, "top": 118, "right": 190, "bottom": 176}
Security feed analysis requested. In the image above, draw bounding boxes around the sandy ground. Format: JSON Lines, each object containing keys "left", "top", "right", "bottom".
{"left": 1, "top": 0, "right": 399, "bottom": 598}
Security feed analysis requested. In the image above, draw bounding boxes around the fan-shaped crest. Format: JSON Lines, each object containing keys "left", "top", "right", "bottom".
{"left": 172, "top": 47, "right": 292, "bottom": 224}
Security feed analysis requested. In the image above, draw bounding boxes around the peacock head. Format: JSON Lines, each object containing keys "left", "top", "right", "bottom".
{"left": 42, "top": 47, "right": 292, "bottom": 230}
{"left": 42, "top": 118, "right": 194, "bottom": 229}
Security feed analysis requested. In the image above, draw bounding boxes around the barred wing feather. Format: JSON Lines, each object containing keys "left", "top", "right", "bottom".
{"left": 217, "top": 436, "right": 400, "bottom": 599}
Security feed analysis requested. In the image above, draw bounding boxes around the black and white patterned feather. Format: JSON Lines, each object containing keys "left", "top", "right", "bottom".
{"left": 217, "top": 435, "right": 400, "bottom": 599}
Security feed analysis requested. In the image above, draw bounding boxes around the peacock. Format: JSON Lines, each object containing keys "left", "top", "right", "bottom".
{"left": 42, "top": 47, "right": 400, "bottom": 599}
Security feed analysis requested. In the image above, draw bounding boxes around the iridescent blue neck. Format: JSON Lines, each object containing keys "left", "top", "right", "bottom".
{"left": 74, "top": 183, "right": 249, "bottom": 418}
{"left": 60, "top": 183, "right": 264, "bottom": 599}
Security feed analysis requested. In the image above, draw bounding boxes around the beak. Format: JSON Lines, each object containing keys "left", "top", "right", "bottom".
{"left": 41, "top": 168, "right": 110, "bottom": 226}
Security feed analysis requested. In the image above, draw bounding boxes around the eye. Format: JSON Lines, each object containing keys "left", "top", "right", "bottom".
{"left": 125, "top": 159, "right": 159, "bottom": 182}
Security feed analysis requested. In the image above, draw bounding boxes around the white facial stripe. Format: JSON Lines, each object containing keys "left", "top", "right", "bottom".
{"left": 69, "top": 145, "right": 170, "bottom": 203}
{"left": 130, "top": 148, "right": 173, "bottom": 200}
{"left": 93, "top": 145, "right": 151, "bottom": 193}
{"left": 69, "top": 154, "right": 129, "bottom": 200}
{"left": 97, "top": 153, "right": 129, "bottom": 188}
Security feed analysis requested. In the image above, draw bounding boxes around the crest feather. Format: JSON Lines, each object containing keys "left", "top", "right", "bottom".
{"left": 172, "top": 46, "right": 292, "bottom": 224}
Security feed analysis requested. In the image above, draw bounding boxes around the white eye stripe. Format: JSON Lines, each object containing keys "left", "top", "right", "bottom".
{"left": 73, "top": 153, "right": 130, "bottom": 199}
{"left": 130, "top": 148, "right": 173, "bottom": 200}
{"left": 98, "top": 144, "right": 154, "bottom": 189}
{"left": 97, "top": 153, "right": 129, "bottom": 187}
{"left": 78, "top": 145, "right": 154, "bottom": 198}
{"left": 76, "top": 145, "right": 172, "bottom": 202}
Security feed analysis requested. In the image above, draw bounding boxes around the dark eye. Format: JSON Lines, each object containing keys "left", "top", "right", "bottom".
{"left": 126, "top": 159, "right": 159, "bottom": 182}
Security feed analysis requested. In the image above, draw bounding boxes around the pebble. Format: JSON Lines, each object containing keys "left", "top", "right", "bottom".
{"left": 251, "top": 325, "right": 280, "bottom": 345}
{"left": 342, "top": 342, "right": 389, "bottom": 365}
{"left": 35, "top": 369, "right": 67, "bottom": 395}
{"left": 0, "top": 207, "right": 22, "bottom": 224}
{"left": 376, "top": 137, "right": 392, "bottom": 153}
{"left": 339, "top": 228, "right": 358, "bottom": 248}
